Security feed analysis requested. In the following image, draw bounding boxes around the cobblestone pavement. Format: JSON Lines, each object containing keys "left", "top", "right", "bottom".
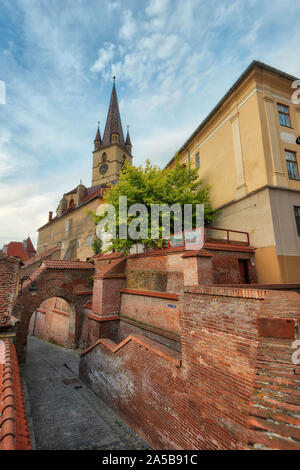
{"left": 21, "top": 336, "right": 150, "bottom": 450}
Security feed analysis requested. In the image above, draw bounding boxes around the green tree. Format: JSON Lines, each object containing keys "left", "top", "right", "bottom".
{"left": 91, "top": 237, "right": 103, "bottom": 255}
{"left": 89, "top": 157, "right": 216, "bottom": 254}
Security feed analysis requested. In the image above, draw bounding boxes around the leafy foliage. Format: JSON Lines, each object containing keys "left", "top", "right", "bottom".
{"left": 89, "top": 157, "right": 216, "bottom": 254}
{"left": 91, "top": 237, "right": 103, "bottom": 255}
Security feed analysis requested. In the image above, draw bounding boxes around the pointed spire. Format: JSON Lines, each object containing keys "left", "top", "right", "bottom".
{"left": 94, "top": 122, "right": 101, "bottom": 143}
{"left": 94, "top": 122, "right": 102, "bottom": 150}
{"left": 125, "top": 125, "right": 132, "bottom": 151}
{"left": 102, "top": 78, "right": 125, "bottom": 146}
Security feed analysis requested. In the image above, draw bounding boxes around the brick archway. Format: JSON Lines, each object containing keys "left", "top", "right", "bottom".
{"left": 14, "top": 260, "right": 94, "bottom": 362}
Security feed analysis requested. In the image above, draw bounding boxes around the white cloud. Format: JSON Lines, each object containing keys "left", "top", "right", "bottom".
{"left": 146, "top": 0, "right": 170, "bottom": 17}
{"left": 90, "top": 43, "right": 115, "bottom": 73}
{"left": 119, "top": 10, "right": 137, "bottom": 42}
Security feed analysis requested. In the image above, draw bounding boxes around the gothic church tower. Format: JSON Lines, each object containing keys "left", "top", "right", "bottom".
{"left": 92, "top": 79, "right": 133, "bottom": 187}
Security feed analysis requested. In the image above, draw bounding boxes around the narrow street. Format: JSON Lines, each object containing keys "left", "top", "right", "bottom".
{"left": 21, "top": 336, "right": 149, "bottom": 450}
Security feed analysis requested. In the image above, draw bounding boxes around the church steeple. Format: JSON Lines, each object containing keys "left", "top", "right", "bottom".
{"left": 94, "top": 122, "right": 102, "bottom": 150}
{"left": 102, "top": 78, "right": 125, "bottom": 146}
{"left": 125, "top": 126, "right": 132, "bottom": 154}
{"left": 91, "top": 78, "right": 133, "bottom": 188}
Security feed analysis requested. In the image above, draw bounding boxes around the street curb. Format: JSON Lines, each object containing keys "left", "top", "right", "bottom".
{"left": 20, "top": 365, "right": 37, "bottom": 450}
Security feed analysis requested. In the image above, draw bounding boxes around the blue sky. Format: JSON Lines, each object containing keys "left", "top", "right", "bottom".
{"left": 0, "top": 0, "right": 299, "bottom": 247}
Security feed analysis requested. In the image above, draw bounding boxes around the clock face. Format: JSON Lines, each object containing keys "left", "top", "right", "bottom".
{"left": 99, "top": 163, "right": 108, "bottom": 175}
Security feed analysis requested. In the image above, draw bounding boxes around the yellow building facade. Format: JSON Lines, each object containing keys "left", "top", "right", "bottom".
{"left": 166, "top": 61, "right": 300, "bottom": 283}
{"left": 37, "top": 81, "right": 133, "bottom": 260}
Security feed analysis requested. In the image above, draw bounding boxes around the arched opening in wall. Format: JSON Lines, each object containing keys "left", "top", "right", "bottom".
{"left": 28, "top": 297, "right": 76, "bottom": 349}
{"left": 69, "top": 199, "right": 75, "bottom": 210}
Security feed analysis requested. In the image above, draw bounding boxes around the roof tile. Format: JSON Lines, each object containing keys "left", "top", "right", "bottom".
{"left": 0, "top": 339, "right": 31, "bottom": 450}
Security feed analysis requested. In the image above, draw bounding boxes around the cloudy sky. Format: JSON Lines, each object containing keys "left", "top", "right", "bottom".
{"left": 0, "top": 0, "right": 299, "bottom": 247}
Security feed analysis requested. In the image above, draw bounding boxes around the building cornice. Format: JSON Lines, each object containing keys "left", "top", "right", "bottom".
{"left": 165, "top": 60, "right": 299, "bottom": 168}
{"left": 215, "top": 184, "right": 300, "bottom": 212}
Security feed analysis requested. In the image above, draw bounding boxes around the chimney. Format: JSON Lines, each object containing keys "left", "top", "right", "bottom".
{"left": 49, "top": 211, "right": 53, "bottom": 223}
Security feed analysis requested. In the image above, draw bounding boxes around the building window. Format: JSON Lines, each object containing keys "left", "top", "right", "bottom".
{"left": 61, "top": 242, "right": 65, "bottom": 250}
{"left": 294, "top": 207, "right": 300, "bottom": 236}
{"left": 50, "top": 229, "right": 54, "bottom": 238}
{"left": 65, "top": 220, "right": 69, "bottom": 233}
{"left": 77, "top": 239, "right": 81, "bottom": 248}
{"left": 285, "top": 150, "right": 299, "bottom": 180}
{"left": 277, "top": 103, "right": 291, "bottom": 128}
{"left": 102, "top": 153, "right": 107, "bottom": 162}
{"left": 196, "top": 153, "right": 200, "bottom": 169}
{"left": 88, "top": 235, "right": 93, "bottom": 247}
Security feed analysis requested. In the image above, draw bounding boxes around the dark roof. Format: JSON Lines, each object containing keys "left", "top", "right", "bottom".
{"left": 64, "top": 187, "right": 78, "bottom": 196}
{"left": 166, "top": 60, "right": 299, "bottom": 167}
{"left": 102, "top": 82, "right": 125, "bottom": 146}
{"left": 94, "top": 125, "right": 102, "bottom": 143}
{"left": 37, "top": 183, "right": 110, "bottom": 231}
{"left": 125, "top": 128, "right": 132, "bottom": 147}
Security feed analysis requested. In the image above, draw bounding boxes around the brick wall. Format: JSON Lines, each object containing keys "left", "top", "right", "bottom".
{"left": 120, "top": 292, "right": 180, "bottom": 337}
{"left": 80, "top": 287, "right": 300, "bottom": 450}
{"left": 28, "top": 297, "right": 73, "bottom": 348}
{"left": 209, "top": 249, "right": 257, "bottom": 284}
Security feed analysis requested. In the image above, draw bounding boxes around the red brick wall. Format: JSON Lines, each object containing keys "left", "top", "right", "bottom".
{"left": 80, "top": 287, "right": 300, "bottom": 450}
{"left": 209, "top": 250, "right": 257, "bottom": 284}
{"left": 120, "top": 293, "right": 179, "bottom": 336}
{"left": 28, "top": 297, "right": 73, "bottom": 348}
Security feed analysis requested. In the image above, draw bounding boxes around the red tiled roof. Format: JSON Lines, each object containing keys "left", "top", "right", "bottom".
{"left": 23, "top": 245, "right": 61, "bottom": 267}
{"left": 42, "top": 260, "right": 94, "bottom": 270}
{"left": 6, "top": 242, "right": 29, "bottom": 263}
{"left": 0, "top": 254, "right": 20, "bottom": 329}
{"left": 0, "top": 339, "right": 31, "bottom": 450}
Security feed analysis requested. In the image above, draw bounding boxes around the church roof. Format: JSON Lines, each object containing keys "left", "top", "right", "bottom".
{"left": 102, "top": 81, "right": 125, "bottom": 147}
{"left": 125, "top": 128, "right": 132, "bottom": 147}
{"left": 94, "top": 124, "right": 102, "bottom": 143}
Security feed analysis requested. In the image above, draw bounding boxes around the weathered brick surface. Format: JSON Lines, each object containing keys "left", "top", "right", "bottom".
{"left": 120, "top": 293, "right": 179, "bottom": 336}
{"left": 28, "top": 297, "right": 73, "bottom": 348}
{"left": 80, "top": 288, "right": 300, "bottom": 450}
{"left": 14, "top": 264, "right": 93, "bottom": 362}
{"left": 209, "top": 249, "right": 257, "bottom": 284}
